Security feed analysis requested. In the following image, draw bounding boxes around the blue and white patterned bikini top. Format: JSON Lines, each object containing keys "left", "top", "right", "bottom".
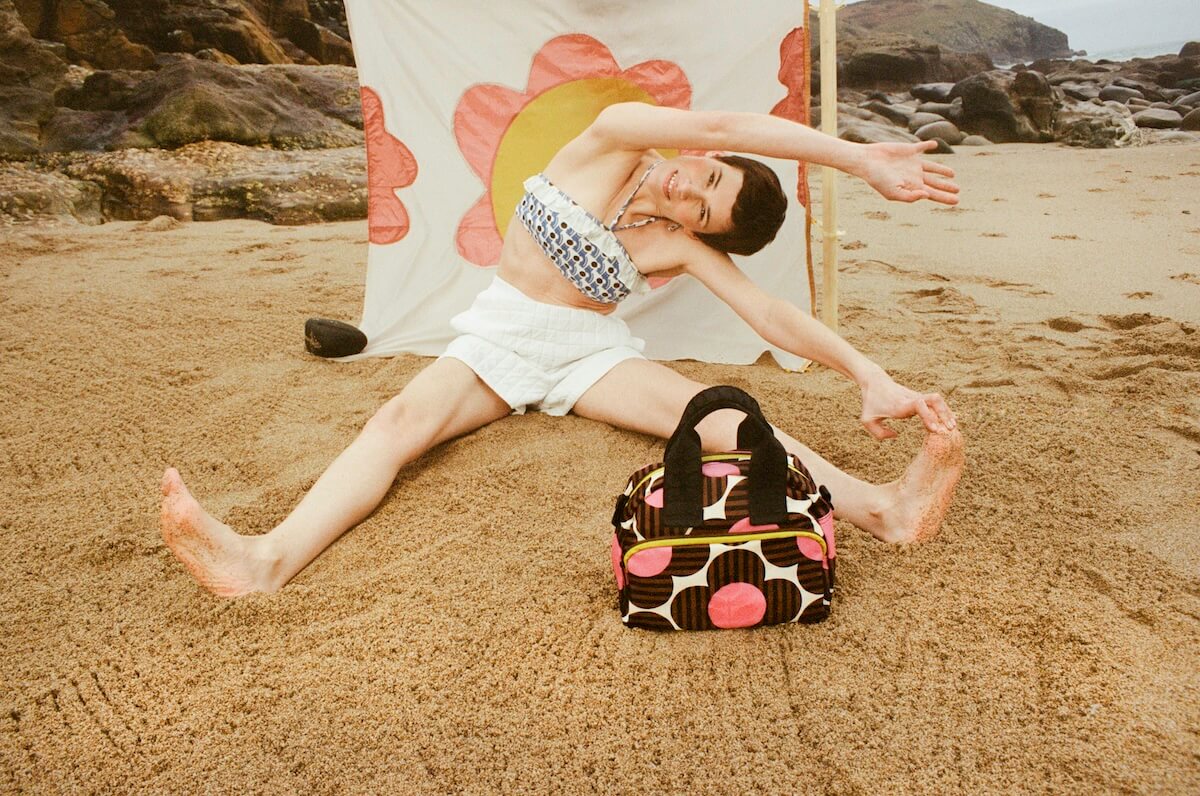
{"left": 515, "top": 160, "right": 663, "bottom": 304}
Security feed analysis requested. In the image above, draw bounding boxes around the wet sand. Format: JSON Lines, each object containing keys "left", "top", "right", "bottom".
{"left": 1, "top": 143, "right": 1198, "bottom": 793}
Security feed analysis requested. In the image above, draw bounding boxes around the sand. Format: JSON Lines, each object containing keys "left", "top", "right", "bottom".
{"left": 1, "top": 143, "right": 1198, "bottom": 794}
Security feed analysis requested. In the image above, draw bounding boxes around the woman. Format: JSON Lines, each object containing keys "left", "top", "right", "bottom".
{"left": 161, "top": 103, "right": 964, "bottom": 597}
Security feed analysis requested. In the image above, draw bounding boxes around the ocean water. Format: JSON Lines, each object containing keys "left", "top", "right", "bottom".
{"left": 1077, "top": 40, "right": 1192, "bottom": 62}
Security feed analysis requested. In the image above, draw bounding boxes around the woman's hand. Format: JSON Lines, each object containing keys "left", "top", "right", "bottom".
{"left": 855, "top": 140, "right": 960, "bottom": 205}
{"left": 859, "top": 371, "right": 957, "bottom": 439}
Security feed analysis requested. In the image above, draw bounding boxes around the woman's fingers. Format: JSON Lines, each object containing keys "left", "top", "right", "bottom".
{"left": 923, "top": 160, "right": 956, "bottom": 178}
{"left": 926, "top": 392, "right": 957, "bottom": 429}
{"left": 924, "top": 188, "right": 960, "bottom": 205}
{"left": 862, "top": 416, "right": 898, "bottom": 440}
{"left": 912, "top": 397, "right": 947, "bottom": 433}
{"left": 925, "top": 176, "right": 959, "bottom": 194}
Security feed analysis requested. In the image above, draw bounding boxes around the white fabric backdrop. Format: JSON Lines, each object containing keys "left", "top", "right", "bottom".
{"left": 341, "top": 0, "right": 810, "bottom": 370}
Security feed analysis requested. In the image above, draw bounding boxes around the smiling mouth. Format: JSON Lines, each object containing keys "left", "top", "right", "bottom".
{"left": 663, "top": 170, "right": 678, "bottom": 200}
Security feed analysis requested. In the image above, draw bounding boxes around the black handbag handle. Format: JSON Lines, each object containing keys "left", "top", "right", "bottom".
{"left": 662, "top": 386, "right": 788, "bottom": 527}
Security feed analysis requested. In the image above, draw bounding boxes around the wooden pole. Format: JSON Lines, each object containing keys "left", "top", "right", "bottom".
{"left": 819, "top": 0, "right": 839, "bottom": 332}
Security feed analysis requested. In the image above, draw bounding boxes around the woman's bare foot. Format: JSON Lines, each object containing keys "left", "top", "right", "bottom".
{"left": 875, "top": 429, "right": 965, "bottom": 543}
{"left": 159, "top": 468, "right": 277, "bottom": 597}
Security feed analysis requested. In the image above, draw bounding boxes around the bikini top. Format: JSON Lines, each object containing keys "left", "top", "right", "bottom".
{"left": 515, "top": 160, "right": 663, "bottom": 304}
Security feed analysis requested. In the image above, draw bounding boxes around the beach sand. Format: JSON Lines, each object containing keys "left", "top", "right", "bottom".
{"left": 1, "top": 143, "right": 1198, "bottom": 793}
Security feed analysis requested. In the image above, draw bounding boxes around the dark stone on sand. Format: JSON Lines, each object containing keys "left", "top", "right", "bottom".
{"left": 1181, "top": 108, "right": 1200, "bottom": 131}
{"left": 1133, "top": 108, "right": 1183, "bottom": 129}
{"left": 1099, "top": 85, "right": 1143, "bottom": 103}
{"left": 926, "top": 138, "right": 954, "bottom": 154}
{"left": 916, "top": 100, "right": 962, "bottom": 123}
{"left": 959, "top": 135, "right": 992, "bottom": 146}
{"left": 950, "top": 69, "right": 1056, "bottom": 143}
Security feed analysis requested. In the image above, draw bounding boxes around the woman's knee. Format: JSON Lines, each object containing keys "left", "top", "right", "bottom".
{"left": 362, "top": 394, "right": 438, "bottom": 449}
{"left": 695, "top": 408, "right": 744, "bottom": 452}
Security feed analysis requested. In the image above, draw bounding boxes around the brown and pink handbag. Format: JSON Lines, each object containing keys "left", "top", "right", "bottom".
{"left": 610, "top": 386, "right": 836, "bottom": 631}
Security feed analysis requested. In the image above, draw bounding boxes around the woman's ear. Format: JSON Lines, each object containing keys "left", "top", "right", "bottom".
{"left": 705, "top": 150, "right": 728, "bottom": 158}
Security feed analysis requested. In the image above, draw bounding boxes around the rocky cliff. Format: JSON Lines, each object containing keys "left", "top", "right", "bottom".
{"left": 814, "top": 0, "right": 1074, "bottom": 64}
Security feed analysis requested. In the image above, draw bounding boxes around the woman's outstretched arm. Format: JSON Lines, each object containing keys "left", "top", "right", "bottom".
{"left": 684, "top": 248, "right": 957, "bottom": 440}
{"left": 588, "top": 103, "right": 959, "bottom": 205}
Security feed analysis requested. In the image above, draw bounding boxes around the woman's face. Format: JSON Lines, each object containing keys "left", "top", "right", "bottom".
{"left": 655, "top": 155, "right": 743, "bottom": 234}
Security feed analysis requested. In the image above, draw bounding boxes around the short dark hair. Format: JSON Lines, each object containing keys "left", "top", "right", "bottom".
{"left": 695, "top": 155, "right": 787, "bottom": 256}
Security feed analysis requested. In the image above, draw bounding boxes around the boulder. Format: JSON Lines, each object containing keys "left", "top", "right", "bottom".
{"left": 838, "top": 118, "right": 922, "bottom": 145}
{"left": 47, "top": 59, "right": 362, "bottom": 151}
{"left": 839, "top": 40, "right": 992, "bottom": 89}
{"left": 861, "top": 99, "right": 915, "bottom": 127}
{"left": 960, "top": 135, "right": 992, "bottom": 146}
{"left": 911, "top": 82, "right": 955, "bottom": 102}
{"left": 0, "top": 161, "right": 101, "bottom": 224}
{"left": 1181, "top": 107, "right": 1200, "bottom": 131}
{"left": 1099, "top": 85, "right": 1143, "bottom": 102}
{"left": 1055, "top": 99, "right": 1140, "bottom": 148}
{"left": 1132, "top": 108, "right": 1183, "bottom": 129}
{"left": 950, "top": 69, "right": 1056, "bottom": 143}
{"left": 22, "top": 0, "right": 156, "bottom": 70}
{"left": 0, "top": 0, "right": 69, "bottom": 156}
{"left": 60, "top": 141, "right": 367, "bottom": 223}
{"left": 1060, "top": 83, "right": 1100, "bottom": 101}
{"left": 916, "top": 100, "right": 961, "bottom": 122}
{"left": 1178, "top": 90, "right": 1200, "bottom": 107}
{"left": 907, "top": 111, "right": 945, "bottom": 132}
{"left": 914, "top": 120, "right": 964, "bottom": 145}
{"left": 1181, "top": 42, "right": 1200, "bottom": 59}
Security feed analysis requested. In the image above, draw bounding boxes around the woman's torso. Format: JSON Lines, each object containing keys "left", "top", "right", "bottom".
{"left": 496, "top": 151, "right": 692, "bottom": 315}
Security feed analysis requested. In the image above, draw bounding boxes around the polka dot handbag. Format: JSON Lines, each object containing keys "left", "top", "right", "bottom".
{"left": 611, "top": 386, "right": 836, "bottom": 631}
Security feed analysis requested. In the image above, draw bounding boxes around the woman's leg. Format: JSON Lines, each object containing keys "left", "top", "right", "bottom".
{"left": 572, "top": 359, "right": 963, "bottom": 543}
{"left": 160, "top": 357, "right": 511, "bottom": 596}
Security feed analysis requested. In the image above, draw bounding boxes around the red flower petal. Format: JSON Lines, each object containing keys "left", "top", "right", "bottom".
{"left": 455, "top": 194, "right": 503, "bottom": 267}
{"left": 527, "top": 34, "right": 620, "bottom": 94}
{"left": 454, "top": 84, "right": 530, "bottom": 180}
{"left": 361, "top": 86, "right": 417, "bottom": 244}
{"left": 621, "top": 60, "right": 692, "bottom": 109}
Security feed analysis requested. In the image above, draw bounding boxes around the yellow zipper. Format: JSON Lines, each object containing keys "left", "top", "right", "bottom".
{"left": 627, "top": 452, "right": 803, "bottom": 498}
{"left": 623, "top": 529, "right": 827, "bottom": 567}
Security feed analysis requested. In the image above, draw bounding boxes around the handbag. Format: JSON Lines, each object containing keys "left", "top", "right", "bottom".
{"left": 610, "top": 386, "right": 836, "bottom": 631}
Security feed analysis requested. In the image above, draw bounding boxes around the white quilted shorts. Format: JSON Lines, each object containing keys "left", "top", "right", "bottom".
{"left": 440, "top": 276, "right": 646, "bottom": 416}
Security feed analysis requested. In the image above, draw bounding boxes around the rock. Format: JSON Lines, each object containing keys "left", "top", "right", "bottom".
{"left": 0, "top": 0, "right": 70, "bottom": 156}
{"left": 861, "top": 99, "right": 914, "bottom": 127}
{"left": 907, "top": 111, "right": 946, "bottom": 132}
{"left": 1181, "top": 108, "right": 1200, "bottom": 131}
{"left": 1060, "top": 83, "right": 1100, "bottom": 101}
{"left": 960, "top": 135, "right": 992, "bottom": 146}
{"left": 950, "top": 69, "right": 1056, "bottom": 143}
{"left": 285, "top": 18, "right": 354, "bottom": 66}
{"left": 1181, "top": 42, "right": 1200, "bottom": 58}
{"left": 195, "top": 48, "right": 240, "bottom": 66}
{"left": 1177, "top": 90, "right": 1200, "bottom": 107}
{"left": 1149, "top": 102, "right": 1177, "bottom": 110}
{"left": 0, "top": 161, "right": 101, "bottom": 224}
{"left": 916, "top": 100, "right": 961, "bottom": 121}
{"left": 136, "top": 214, "right": 182, "bottom": 231}
{"left": 926, "top": 138, "right": 954, "bottom": 154}
{"left": 914, "top": 120, "right": 964, "bottom": 145}
{"left": 1055, "top": 98, "right": 1140, "bottom": 148}
{"left": 1133, "top": 108, "right": 1183, "bottom": 129}
{"left": 911, "top": 82, "right": 955, "bottom": 102}
{"left": 1111, "top": 77, "right": 1164, "bottom": 101}
{"left": 31, "top": 0, "right": 157, "bottom": 70}
{"left": 839, "top": 40, "right": 992, "bottom": 89}
{"left": 60, "top": 141, "right": 367, "bottom": 224}
{"left": 48, "top": 59, "right": 362, "bottom": 151}
{"left": 1148, "top": 130, "right": 1199, "bottom": 144}
{"left": 838, "top": 118, "right": 921, "bottom": 145}
{"left": 1099, "top": 85, "right": 1143, "bottom": 102}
